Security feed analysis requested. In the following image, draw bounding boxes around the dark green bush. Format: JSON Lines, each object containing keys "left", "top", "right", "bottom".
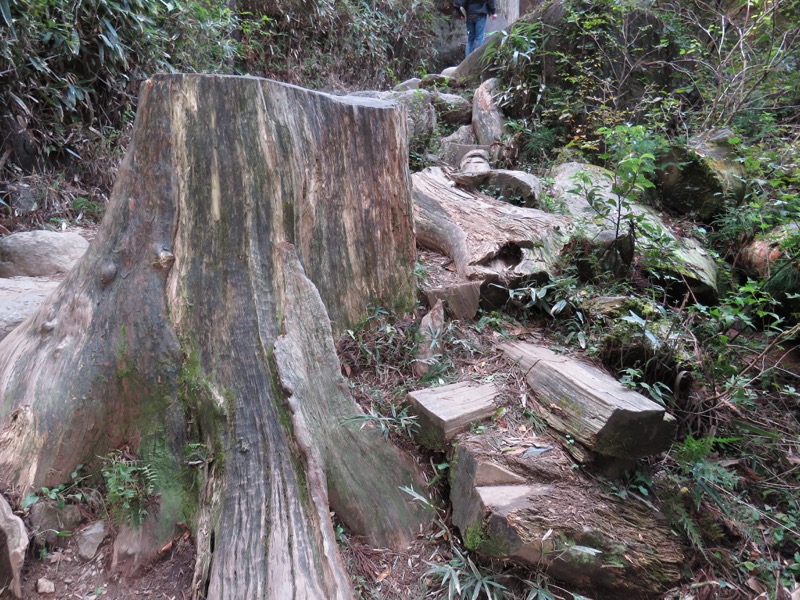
{"left": 0, "top": 0, "right": 235, "bottom": 168}
{"left": 236, "top": 0, "right": 439, "bottom": 90}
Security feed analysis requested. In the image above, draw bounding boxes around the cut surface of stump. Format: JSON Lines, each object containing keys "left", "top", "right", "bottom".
{"left": 450, "top": 431, "right": 683, "bottom": 598}
{"left": 502, "top": 341, "right": 676, "bottom": 459}
{"left": 407, "top": 381, "right": 498, "bottom": 449}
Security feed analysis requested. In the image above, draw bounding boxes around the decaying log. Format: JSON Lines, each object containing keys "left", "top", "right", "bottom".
{"left": 412, "top": 167, "right": 573, "bottom": 297}
{"left": 0, "top": 74, "right": 428, "bottom": 599}
{"left": 502, "top": 341, "right": 676, "bottom": 459}
{"left": 450, "top": 431, "right": 684, "bottom": 598}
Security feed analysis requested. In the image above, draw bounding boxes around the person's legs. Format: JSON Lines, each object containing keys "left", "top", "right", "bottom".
{"left": 465, "top": 18, "right": 477, "bottom": 57}
{"left": 473, "top": 15, "right": 487, "bottom": 50}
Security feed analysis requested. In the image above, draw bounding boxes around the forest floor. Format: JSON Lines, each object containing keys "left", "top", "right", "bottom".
{"left": 4, "top": 236, "right": 800, "bottom": 600}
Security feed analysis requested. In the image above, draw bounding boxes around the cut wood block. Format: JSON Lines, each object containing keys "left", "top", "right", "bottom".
{"left": 449, "top": 432, "right": 683, "bottom": 597}
{"left": 407, "top": 381, "right": 498, "bottom": 449}
{"left": 502, "top": 341, "right": 676, "bottom": 459}
{"left": 423, "top": 281, "right": 481, "bottom": 320}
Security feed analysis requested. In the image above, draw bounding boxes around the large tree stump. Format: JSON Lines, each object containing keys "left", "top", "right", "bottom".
{"left": 0, "top": 74, "right": 428, "bottom": 599}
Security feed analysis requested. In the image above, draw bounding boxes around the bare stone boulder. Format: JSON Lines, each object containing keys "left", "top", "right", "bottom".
{"left": 486, "top": 169, "right": 543, "bottom": 207}
{"left": 29, "top": 501, "right": 84, "bottom": 547}
{"left": 0, "top": 277, "right": 61, "bottom": 341}
{"left": 657, "top": 128, "right": 745, "bottom": 220}
{"left": 77, "top": 520, "right": 107, "bottom": 561}
{"left": 440, "top": 125, "right": 491, "bottom": 169}
{"left": 548, "top": 161, "right": 718, "bottom": 301}
{"left": 393, "top": 78, "right": 421, "bottom": 91}
{"left": 432, "top": 92, "right": 472, "bottom": 126}
{"left": 0, "top": 230, "right": 89, "bottom": 277}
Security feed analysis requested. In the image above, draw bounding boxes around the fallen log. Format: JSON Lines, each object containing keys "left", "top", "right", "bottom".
{"left": 502, "top": 341, "right": 676, "bottom": 459}
{"left": 412, "top": 167, "right": 573, "bottom": 303}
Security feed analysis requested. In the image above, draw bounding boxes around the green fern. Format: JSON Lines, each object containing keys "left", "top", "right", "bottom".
{"left": 670, "top": 501, "right": 709, "bottom": 559}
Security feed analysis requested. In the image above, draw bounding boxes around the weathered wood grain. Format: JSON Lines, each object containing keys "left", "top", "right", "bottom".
{"left": 407, "top": 381, "right": 498, "bottom": 448}
{"left": 0, "top": 74, "right": 427, "bottom": 599}
{"left": 412, "top": 166, "right": 574, "bottom": 291}
{"left": 502, "top": 341, "right": 676, "bottom": 459}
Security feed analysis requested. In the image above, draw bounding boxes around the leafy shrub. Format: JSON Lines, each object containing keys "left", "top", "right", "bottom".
{"left": 101, "top": 450, "right": 157, "bottom": 528}
{"left": 236, "top": 0, "right": 439, "bottom": 90}
{"left": 484, "top": 0, "right": 677, "bottom": 153}
{"left": 0, "top": 0, "right": 236, "bottom": 170}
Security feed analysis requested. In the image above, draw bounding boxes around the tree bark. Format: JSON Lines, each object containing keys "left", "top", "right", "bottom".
{"left": 0, "top": 74, "right": 428, "bottom": 599}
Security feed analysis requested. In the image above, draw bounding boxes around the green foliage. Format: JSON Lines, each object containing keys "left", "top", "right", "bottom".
{"left": 485, "top": 0, "right": 800, "bottom": 172}
{"left": 21, "top": 464, "right": 88, "bottom": 511}
{"left": 484, "top": 0, "right": 677, "bottom": 156}
{"left": 0, "top": 0, "right": 236, "bottom": 162}
{"left": 505, "top": 276, "right": 589, "bottom": 348}
{"left": 100, "top": 450, "right": 157, "bottom": 529}
{"left": 343, "top": 403, "right": 419, "bottom": 440}
{"left": 659, "top": 0, "right": 800, "bottom": 129}
{"left": 236, "top": 0, "right": 438, "bottom": 90}
{"left": 424, "top": 546, "right": 508, "bottom": 600}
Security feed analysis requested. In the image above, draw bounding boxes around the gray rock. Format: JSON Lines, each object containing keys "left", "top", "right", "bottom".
{"left": 8, "top": 184, "right": 38, "bottom": 214}
{"left": 486, "top": 169, "right": 543, "bottom": 207}
{"left": 0, "top": 277, "right": 60, "bottom": 341}
{"left": 657, "top": 128, "right": 745, "bottom": 219}
{"left": 29, "top": 501, "right": 84, "bottom": 547}
{"left": 0, "top": 230, "right": 89, "bottom": 278}
{"left": 432, "top": 92, "right": 472, "bottom": 126}
{"left": 472, "top": 78, "right": 506, "bottom": 149}
{"left": 439, "top": 125, "right": 494, "bottom": 169}
{"left": 548, "top": 161, "right": 718, "bottom": 300}
{"left": 393, "top": 77, "right": 421, "bottom": 91}
{"left": 0, "top": 494, "right": 28, "bottom": 598}
{"left": 36, "top": 578, "right": 55, "bottom": 594}
{"left": 419, "top": 74, "right": 451, "bottom": 89}
{"left": 77, "top": 521, "right": 106, "bottom": 561}
{"left": 440, "top": 66, "right": 459, "bottom": 78}
{"left": 451, "top": 32, "right": 502, "bottom": 87}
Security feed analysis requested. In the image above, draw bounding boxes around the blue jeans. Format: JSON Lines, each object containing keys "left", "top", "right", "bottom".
{"left": 466, "top": 15, "right": 487, "bottom": 57}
